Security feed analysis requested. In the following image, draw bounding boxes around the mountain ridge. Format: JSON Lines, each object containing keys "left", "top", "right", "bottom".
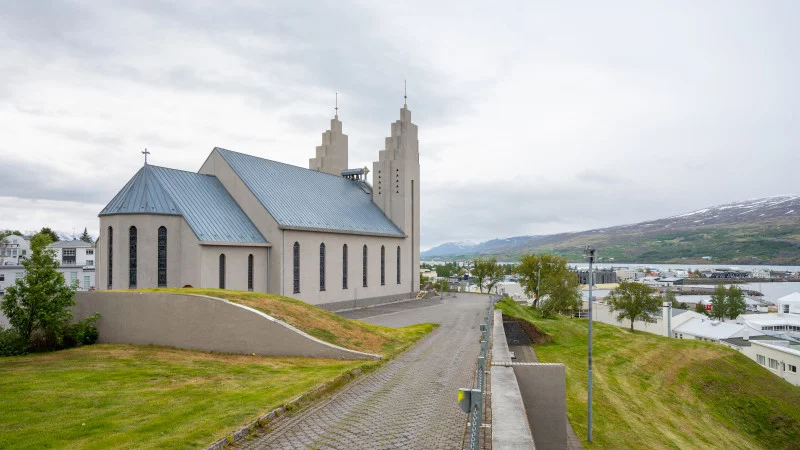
{"left": 422, "top": 194, "right": 800, "bottom": 264}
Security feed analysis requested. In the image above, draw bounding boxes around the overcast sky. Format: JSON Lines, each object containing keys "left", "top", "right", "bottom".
{"left": 2, "top": 1, "right": 799, "bottom": 250}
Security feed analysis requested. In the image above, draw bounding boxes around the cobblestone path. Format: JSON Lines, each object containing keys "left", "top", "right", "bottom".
{"left": 240, "top": 294, "right": 488, "bottom": 450}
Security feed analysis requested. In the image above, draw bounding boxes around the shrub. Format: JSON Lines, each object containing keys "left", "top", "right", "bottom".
{"left": 0, "top": 327, "right": 27, "bottom": 356}
{"left": 62, "top": 314, "right": 100, "bottom": 348}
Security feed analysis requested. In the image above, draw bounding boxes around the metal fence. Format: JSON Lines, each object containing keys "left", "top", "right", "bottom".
{"left": 460, "top": 295, "right": 498, "bottom": 450}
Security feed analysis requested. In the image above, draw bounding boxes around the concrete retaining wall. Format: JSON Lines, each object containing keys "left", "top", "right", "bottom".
{"left": 73, "top": 291, "right": 379, "bottom": 360}
{"left": 491, "top": 310, "right": 536, "bottom": 448}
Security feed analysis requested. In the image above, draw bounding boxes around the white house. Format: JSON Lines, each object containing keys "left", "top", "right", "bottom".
{"left": 672, "top": 317, "right": 763, "bottom": 343}
{"left": 721, "top": 333, "right": 800, "bottom": 387}
{"left": 49, "top": 240, "right": 96, "bottom": 267}
{"left": 0, "top": 235, "right": 31, "bottom": 266}
{"left": 582, "top": 300, "right": 704, "bottom": 337}
{"left": 736, "top": 292, "right": 800, "bottom": 338}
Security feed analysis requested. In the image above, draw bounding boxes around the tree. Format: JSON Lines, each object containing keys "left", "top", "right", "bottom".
{"left": 664, "top": 290, "right": 681, "bottom": 309}
{"left": 39, "top": 227, "right": 60, "bottom": 242}
{"left": 1, "top": 233, "right": 76, "bottom": 348}
{"left": 472, "top": 257, "right": 502, "bottom": 293}
{"left": 695, "top": 302, "right": 708, "bottom": 315}
{"left": 709, "top": 284, "right": 746, "bottom": 321}
{"left": 725, "top": 285, "right": 747, "bottom": 320}
{"left": 606, "top": 281, "right": 661, "bottom": 332}
{"left": 79, "top": 227, "right": 94, "bottom": 244}
{"left": 517, "top": 253, "right": 581, "bottom": 311}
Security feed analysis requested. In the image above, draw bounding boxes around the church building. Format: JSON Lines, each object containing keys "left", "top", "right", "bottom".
{"left": 96, "top": 102, "right": 420, "bottom": 310}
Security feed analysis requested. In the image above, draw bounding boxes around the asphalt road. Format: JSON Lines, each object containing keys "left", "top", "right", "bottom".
{"left": 241, "top": 294, "right": 489, "bottom": 450}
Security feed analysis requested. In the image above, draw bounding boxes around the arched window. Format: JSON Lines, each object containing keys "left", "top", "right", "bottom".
{"left": 380, "top": 245, "right": 386, "bottom": 286}
{"left": 157, "top": 226, "right": 167, "bottom": 287}
{"left": 396, "top": 246, "right": 401, "bottom": 284}
{"left": 247, "top": 254, "right": 254, "bottom": 291}
{"left": 342, "top": 244, "right": 348, "bottom": 289}
{"left": 128, "top": 226, "right": 137, "bottom": 289}
{"left": 107, "top": 226, "right": 113, "bottom": 289}
{"left": 362, "top": 245, "right": 368, "bottom": 287}
{"left": 319, "top": 243, "right": 326, "bottom": 291}
{"left": 219, "top": 253, "right": 226, "bottom": 289}
{"left": 293, "top": 242, "right": 300, "bottom": 294}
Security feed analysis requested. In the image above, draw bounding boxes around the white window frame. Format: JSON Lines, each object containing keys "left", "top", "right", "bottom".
{"left": 768, "top": 358, "right": 779, "bottom": 370}
{"left": 789, "top": 364, "right": 797, "bottom": 374}
{"left": 784, "top": 304, "right": 791, "bottom": 313}
{"left": 757, "top": 354, "right": 766, "bottom": 365}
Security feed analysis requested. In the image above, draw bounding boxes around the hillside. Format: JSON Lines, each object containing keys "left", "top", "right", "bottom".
{"left": 496, "top": 298, "right": 800, "bottom": 449}
{"left": 423, "top": 195, "right": 800, "bottom": 264}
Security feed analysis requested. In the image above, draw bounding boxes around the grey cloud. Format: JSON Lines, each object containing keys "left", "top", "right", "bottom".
{"left": 0, "top": 158, "right": 116, "bottom": 204}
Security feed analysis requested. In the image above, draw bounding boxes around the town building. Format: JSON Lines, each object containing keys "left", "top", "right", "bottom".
{"left": 672, "top": 317, "right": 762, "bottom": 343}
{"left": 722, "top": 333, "right": 800, "bottom": 387}
{"left": 0, "top": 235, "right": 30, "bottom": 266}
{"left": 95, "top": 103, "right": 420, "bottom": 310}
{"left": 576, "top": 268, "right": 616, "bottom": 285}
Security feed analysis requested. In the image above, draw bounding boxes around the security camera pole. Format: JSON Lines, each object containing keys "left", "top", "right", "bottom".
{"left": 584, "top": 245, "right": 596, "bottom": 443}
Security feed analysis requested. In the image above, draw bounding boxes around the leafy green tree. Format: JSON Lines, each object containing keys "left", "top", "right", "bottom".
{"left": 606, "top": 281, "right": 661, "bottom": 332}
{"left": 1, "top": 234, "right": 76, "bottom": 348}
{"left": 709, "top": 284, "right": 746, "bottom": 321}
{"left": 472, "top": 257, "right": 502, "bottom": 293}
{"left": 518, "top": 253, "right": 581, "bottom": 310}
{"left": 695, "top": 302, "right": 708, "bottom": 315}
{"left": 708, "top": 284, "right": 728, "bottom": 321}
{"left": 725, "top": 285, "right": 747, "bottom": 320}
{"left": 664, "top": 290, "right": 681, "bottom": 309}
{"left": 39, "top": 227, "right": 60, "bottom": 242}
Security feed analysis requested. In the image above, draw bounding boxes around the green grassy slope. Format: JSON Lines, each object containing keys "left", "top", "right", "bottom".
{"left": 497, "top": 298, "right": 800, "bottom": 449}
{"left": 0, "top": 345, "right": 369, "bottom": 449}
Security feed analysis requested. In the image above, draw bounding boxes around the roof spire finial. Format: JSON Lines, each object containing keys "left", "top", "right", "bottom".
{"left": 403, "top": 80, "right": 407, "bottom": 108}
{"left": 142, "top": 148, "right": 150, "bottom": 165}
{"left": 335, "top": 92, "right": 339, "bottom": 119}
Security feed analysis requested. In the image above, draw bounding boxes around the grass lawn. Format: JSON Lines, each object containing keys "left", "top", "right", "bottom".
{"left": 497, "top": 298, "right": 800, "bottom": 450}
{"left": 134, "top": 288, "right": 436, "bottom": 357}
{"left": 0, "top": 290, "right": 437, "bottom": 448}
{"left": 0, "top": 344, "right": 372, "bottom": 449}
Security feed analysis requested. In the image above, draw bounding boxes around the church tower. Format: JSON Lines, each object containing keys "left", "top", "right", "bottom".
{"left": 309, "top": 104, "right": 348, "bottom": 176}
{"left": 373, "top": 100, "right": 421, "bottom": 291}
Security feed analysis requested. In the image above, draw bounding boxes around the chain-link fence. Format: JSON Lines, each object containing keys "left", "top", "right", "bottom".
{"left": 460, "top": 295, "right": 498, "bottom": 450}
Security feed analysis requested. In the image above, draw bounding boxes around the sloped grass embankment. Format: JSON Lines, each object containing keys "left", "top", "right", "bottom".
{"left": 496, "top": 298, "right": 800, "bottom": 450}
{"left": 137, "top": 288, "right": 435, "bottom": 357}
{"left": 0, "top": 289, "right": 436, "bottom": 448}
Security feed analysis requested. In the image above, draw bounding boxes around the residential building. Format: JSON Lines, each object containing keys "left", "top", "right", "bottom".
{"left": 96, "top": 102, "right": 420, "bottom": 310}
{"left": 672, "top": 317, "right": 762, "bottom": 343}
{"left": 722, "top": 333, "right": 800, "bottom": 387}
{"left": 49, "top": 240, "right": 95, "bottom": 267}
{"left": 0, "top": 235, "right": 31, "bottom": 266}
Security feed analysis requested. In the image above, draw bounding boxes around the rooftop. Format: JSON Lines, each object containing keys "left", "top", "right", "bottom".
{"left": 99, "top": 164, "right": 267, "bottom": 244}
{"left": 216, "top": 148, "right": 404, "bottom": 237}
{"left": 49, "top": 239, "right": 94, "bottom": 248}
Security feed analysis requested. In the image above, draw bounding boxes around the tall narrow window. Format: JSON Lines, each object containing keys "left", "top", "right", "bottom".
{"left": 157, "top": 226, "right": 167, "bottom": 287}
{"left": 107, "top": 226, "right": 113, "bottom": 289}
{"left": 396, "top": 246, "right": 401, "bottom": 284}
{"left": 247, "top": 254, "right": 254, "bottom": 291}
{"left": 380, "top": 245, "right": 386, "bottom": 286}
{"left": 362, "top": 245, "right": 368, "bottom": 287}
{"left": 128, "top": 226, "right": 137, "bottom": 289}
{"left": 319, "top": 243, "right": 326, "bottom": 291}
{"left": 342, "top": 244, "right": 349, "bottom": 289}
{"left": 293, "top": 242, "right": 300, "bottom": 294}
{"left": 219, "top": 254, "right": 226, "bottom": 289}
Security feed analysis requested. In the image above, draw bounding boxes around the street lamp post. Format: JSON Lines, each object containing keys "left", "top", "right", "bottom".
{"left": 584, "top": 245, "right": 596, "bottom": 443}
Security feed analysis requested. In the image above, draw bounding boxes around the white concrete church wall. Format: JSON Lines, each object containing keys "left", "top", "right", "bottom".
{"left": 283, "top": 229, "right": 410, "bottom": 306}
{"left": 199, "top": 245, "right": 268, "bottom": 292}
{"left": 199, "top": 150, "right": 284, "bottom": 294}
{"left": 97, "top": 214, "right": 191, "bottom": 290}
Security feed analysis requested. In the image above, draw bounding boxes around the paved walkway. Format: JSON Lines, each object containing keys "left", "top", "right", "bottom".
{"left": 240, "top": 294, "right": 488, "bottom": 450}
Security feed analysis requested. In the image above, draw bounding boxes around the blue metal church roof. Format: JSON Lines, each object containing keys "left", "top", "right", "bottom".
{"left": 99, "top": 164, "right": 267, "bottom": 244}
{"left": 216, "top": 148, "right": 404, "bottom": 237}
